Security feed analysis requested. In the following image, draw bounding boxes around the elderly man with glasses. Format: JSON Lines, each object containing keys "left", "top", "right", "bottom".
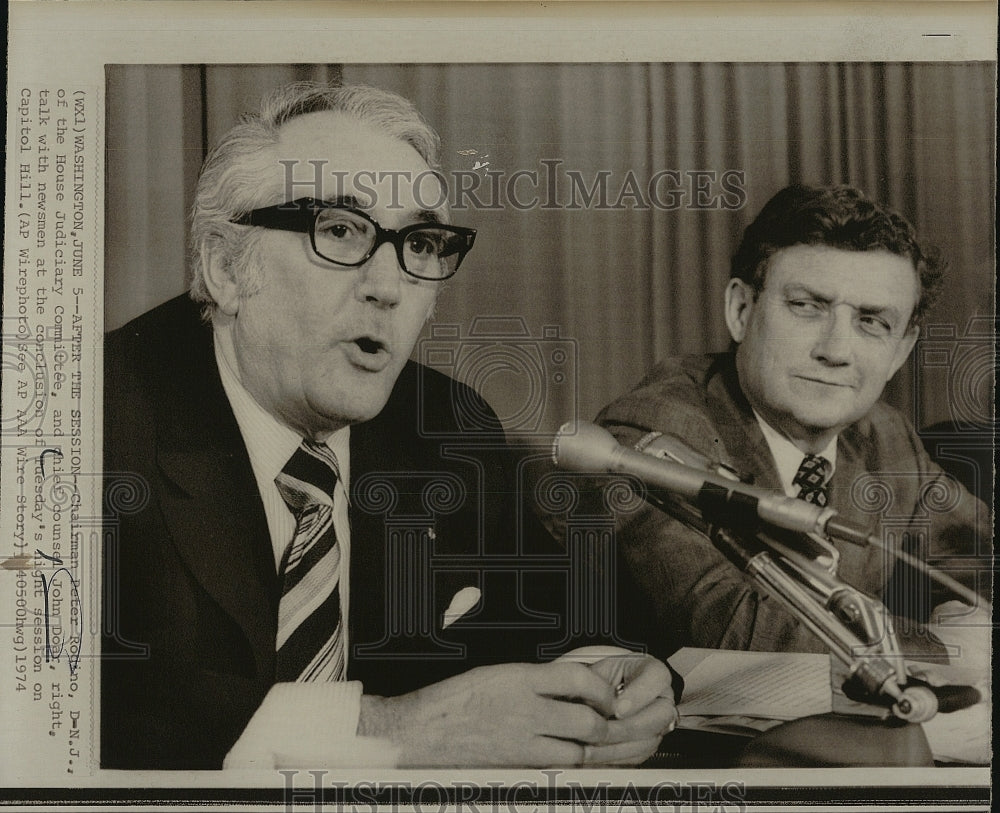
{"left": 101, "top": 82, "right": 677, "bottom": 771}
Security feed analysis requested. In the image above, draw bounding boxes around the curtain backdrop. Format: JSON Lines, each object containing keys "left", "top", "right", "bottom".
{"left": 105, "top": 63, "right": 995, "bottom": 433}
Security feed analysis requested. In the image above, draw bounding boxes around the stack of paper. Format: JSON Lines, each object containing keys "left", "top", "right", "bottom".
{"left": 672, "top": 648, "right": 832, "bottom": 722}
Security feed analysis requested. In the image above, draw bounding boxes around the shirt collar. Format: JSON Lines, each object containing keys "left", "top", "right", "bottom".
{"left": 752, "top": 410, "right": 837, "bottom": 498}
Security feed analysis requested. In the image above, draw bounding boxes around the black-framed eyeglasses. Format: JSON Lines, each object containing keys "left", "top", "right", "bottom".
{"left": 231, "top": 198, "right": 476, "bottom": 281}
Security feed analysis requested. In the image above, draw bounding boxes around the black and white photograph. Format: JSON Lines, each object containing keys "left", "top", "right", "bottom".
{"left": 2, "top": 3, "right": 994, "bottom": 812}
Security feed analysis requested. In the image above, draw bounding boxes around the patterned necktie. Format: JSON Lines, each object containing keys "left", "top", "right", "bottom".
{"left": 793, "top": 454, "right": 832, "bottom": 507}
{"left": 274, "top": 440, "right": 345, "bottom": 682}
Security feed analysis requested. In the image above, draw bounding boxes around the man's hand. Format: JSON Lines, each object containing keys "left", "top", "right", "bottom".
{"left": 575, "top": 652, "right": 678, "bottom": 766}
{"left": 358, "top": 661, "right": 669, "bottom": 767}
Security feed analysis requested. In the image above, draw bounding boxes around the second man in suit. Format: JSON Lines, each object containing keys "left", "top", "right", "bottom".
{"left": 596, "top": 184, "right": 991, "bottom": 656}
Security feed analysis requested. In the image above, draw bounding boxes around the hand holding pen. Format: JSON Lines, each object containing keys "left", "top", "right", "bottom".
{"left": 562, "top": 648, "right": 679, "bottom": 765}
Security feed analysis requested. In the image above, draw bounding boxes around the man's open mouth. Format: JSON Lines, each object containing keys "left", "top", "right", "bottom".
{"left": 355, "top": 336, "right": 386, "bottom": 355}
{"left": 344, "top": 335, "right": 392, "bottom": 372}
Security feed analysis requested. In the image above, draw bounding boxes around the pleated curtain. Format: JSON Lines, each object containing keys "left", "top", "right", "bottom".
{"left": 105, "top": 62, "right": 995, "bottom": 432}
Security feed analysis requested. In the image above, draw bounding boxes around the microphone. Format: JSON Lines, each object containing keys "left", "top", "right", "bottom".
{"left": 633, "top": 431, "right": 839, "bottom": 568}
{"left": 552, "top": 421, "right": 872, "bottom": 545}
{"left": 635, "top": 430, "right": 742, "bottom": 481}
{"left": 554, "top": 421, "right": 988, "bottom": 609}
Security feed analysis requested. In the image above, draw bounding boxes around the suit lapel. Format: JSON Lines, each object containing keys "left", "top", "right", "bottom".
{"left": 346, "top": 416, "right": 386, "bottom": 664}
{"left": 707, "top": 356, "right": 782, "bottom": 490}
{"left": 345, "top": 365, "right": 477, "bottom": 686}
{"left": 830, "top": 433, "right": 886, "bottom": 595}
{"left": 147, "top": 299, "right": 278, "bottom": 679}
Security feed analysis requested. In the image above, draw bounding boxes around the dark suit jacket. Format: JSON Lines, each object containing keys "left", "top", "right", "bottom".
{"left": 101, "top": 296, "right": 571, "bottom": 769}
{"left": 595, "top": 353, "right": 991, "bottom": 656}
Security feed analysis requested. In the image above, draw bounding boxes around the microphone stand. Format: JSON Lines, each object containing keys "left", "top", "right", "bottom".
{"left": 552, "top": 421, "right": 979, "bottom": 724}
{"left": 640, "top": 487, "right": 939, "bottom": 723}
{"left": 716, "top": 528, "right": 935, "bottom": 721}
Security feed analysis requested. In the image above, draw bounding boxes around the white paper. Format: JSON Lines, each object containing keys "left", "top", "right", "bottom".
{"left": 676, "top": 648, "right": 833, "bottom": 719}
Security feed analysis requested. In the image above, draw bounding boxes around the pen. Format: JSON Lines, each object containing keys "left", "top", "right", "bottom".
{"left": 610, "top": 658, "right": 628, "bottom": 697}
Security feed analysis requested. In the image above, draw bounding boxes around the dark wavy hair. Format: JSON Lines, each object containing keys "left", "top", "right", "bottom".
{"left": 730, "top": 184, "right": 946, "bottom": 325}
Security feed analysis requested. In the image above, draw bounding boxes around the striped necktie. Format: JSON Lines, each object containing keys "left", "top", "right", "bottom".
{"left": 793, "top": 454, "right": 832, "bottom": 507}
{"left": 274, "top": 440, "right": 345, "bottom": 682}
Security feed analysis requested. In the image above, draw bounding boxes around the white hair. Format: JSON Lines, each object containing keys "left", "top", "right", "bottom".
{"left": 189, "top": 82, "right": 442, "bottom": 317}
